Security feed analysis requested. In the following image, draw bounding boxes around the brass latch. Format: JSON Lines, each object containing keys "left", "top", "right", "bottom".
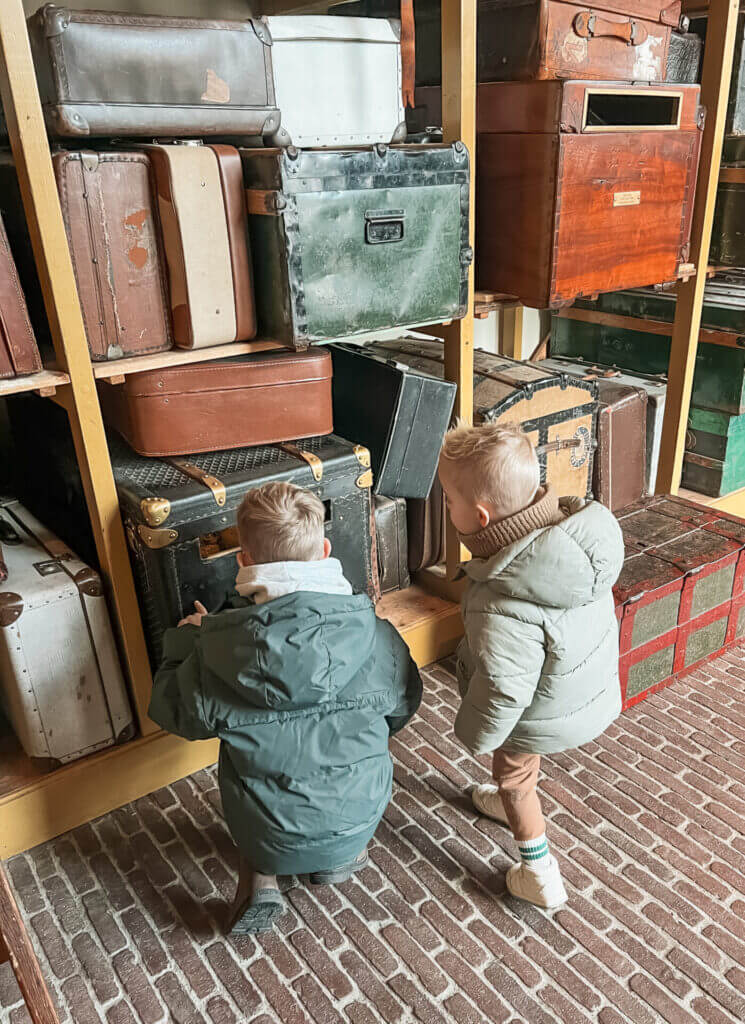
{"left": 167, "top": 458, "right": 226, "bottom": 507}
{"left": 281, "top": 443, "right": 323, "bottom": 482}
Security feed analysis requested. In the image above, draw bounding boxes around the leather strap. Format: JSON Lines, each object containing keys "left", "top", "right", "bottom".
{"left": 166, "top": 458, "right": 227, "bottom": 507}
{"left": 400, "top": 0, "right": 415, "bottom": 110}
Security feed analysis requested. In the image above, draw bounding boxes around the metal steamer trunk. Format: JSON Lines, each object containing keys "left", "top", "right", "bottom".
{"left": 240, "top": 144, "right": 472, "bottom": 348}
{"left": 116, "top": 436, "right": 378, "bottom": 664}
{"left": 0, "top": 500, "right": 134, "bottom": 766}
{"left": 614, "top": 496, "right": 745, "bottom": 709}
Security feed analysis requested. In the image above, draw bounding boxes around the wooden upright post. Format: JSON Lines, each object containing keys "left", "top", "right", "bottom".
{"left": 441, "top": 0, "right": 476, "bottom": 576}
{"left": 0, "top": 0, "right": 156, "bottom": 731}
{"left": 655, "top": 0, "right": 740, "bottom": 494}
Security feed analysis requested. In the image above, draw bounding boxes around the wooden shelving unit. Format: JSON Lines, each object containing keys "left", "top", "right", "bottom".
{"left": 0, "top": 0, "right": 740, "bottom": 856}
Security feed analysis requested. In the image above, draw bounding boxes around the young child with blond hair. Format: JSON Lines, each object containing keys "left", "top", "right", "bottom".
{"left": 438, "top": 422, "right": 624, "bottom": 908}
{"left": 149, "top": 481, "right": 422, "bottom": 933}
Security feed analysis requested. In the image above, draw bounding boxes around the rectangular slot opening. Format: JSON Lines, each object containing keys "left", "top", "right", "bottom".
{"left": 583, "top": 91, "right": 682, "bottom": 132}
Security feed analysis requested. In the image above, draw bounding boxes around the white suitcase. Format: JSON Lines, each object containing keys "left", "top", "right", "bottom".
{"left": 265, "top": 17, "right": 407, "bottom": 148}
{"left": 541, "top": 357, "right": 667, "bottom": 495}
{"left": 0, "top": 500, "right": 134, "bottom": 766}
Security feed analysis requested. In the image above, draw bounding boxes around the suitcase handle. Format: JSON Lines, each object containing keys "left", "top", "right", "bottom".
{"left": 365, "top": 210, "right": 405, "bottom": 245}
{"left": 573, "top": 12, "right": 648, "bottom": 46}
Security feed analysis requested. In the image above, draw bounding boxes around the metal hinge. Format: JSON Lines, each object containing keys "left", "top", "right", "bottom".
{"left": 356, "top": 470, "right": 374, "bottom": 489}
{"left": 140, "top": 498, "right": 171, "bottom": 527}
{"left": 281, "top": 443, "right": 323, "bottom": 482}
{"left": 354, "top": 446, "right": 371, "bottom": 469}
{"left": 137, "top": 525, "right": 179, "bottom": 550}
{"left": 245, "top": 189, "right": 287, "bottom": 216}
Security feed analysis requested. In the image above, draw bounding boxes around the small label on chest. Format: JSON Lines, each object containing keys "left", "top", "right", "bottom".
{"left": 613, "top": 190, "right": 642, "bottom": 207}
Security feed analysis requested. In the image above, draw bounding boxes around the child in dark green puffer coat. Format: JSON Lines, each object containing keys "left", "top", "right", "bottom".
{"left": 150, "top": 482, "right": 422, "bottom": 934}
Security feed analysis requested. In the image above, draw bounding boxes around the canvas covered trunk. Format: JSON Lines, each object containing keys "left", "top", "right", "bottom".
{"left": 98, "top": 349, "right": 333, "bottom": 457}
{"left": 477, "top": 80, "right": 703, "bottom": 308}
{"left": 116, "top": 434, "right": 379, "bottom": 663}
{"left": 614, "top": 495, "right": 745, "bottom": 707}
{"left": 0, "top": 499, "right": 134, "bottom": 766}
{"left": 240, "top": 144, "right": 472, "bottom": 347}
{"left": 26, "top": 5, "right": 279, "bottom": 138}
{"left": 329, "top": 340, "right": 456, "bottom": 500}
{"left": 551, "top": 275, "right": 745, "bottom": 415}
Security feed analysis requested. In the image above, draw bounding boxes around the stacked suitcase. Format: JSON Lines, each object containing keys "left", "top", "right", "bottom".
{"left": 615, "top": 495, "right": 745, "bottom": 708}
{"left": 1, "top": 4, "right": 469, "bottom": 700}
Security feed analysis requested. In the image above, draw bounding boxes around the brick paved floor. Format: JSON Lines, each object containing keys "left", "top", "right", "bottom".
{"left": 4, "top": 651, "right": 745, "bottom": 1023}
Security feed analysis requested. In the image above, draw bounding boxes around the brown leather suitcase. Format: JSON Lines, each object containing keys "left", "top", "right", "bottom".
{"left": 98, "top": 349, "right": 333, "bottom": 457}
{"left": 406, "top": 478, "right": 446, "bottom": 572}
{"left": 0, "top": 214, "right": 41, "bottom": 379}
{"left": 53, "top": 150, "right": 172, "bottom": 362}
{"left": 477, "top": 80, "right": 703, "bottom": 308}
{"left": 147, "top": 143, "right": 256, "bottom": 349}
{"left": 591, "top": 377, "right": 648, "bottom": 510}
{"left": 26, "top": 5, "right": 279, "bottom": 139}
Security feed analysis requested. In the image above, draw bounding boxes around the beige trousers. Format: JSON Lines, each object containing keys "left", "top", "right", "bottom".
{"left": 492, "top": 749, "right": 545, "bottom": 842}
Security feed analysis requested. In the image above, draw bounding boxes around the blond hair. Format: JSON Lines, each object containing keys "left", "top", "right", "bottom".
{"left": 440, "top": 420, "right": 540, "bottom": 518}
{"left": 237, "top": 482, "right": 325, "bottom": 563}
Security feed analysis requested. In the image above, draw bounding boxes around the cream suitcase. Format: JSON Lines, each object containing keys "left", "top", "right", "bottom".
{"left": 0, "top": 500, "right": 134, "bottom": 766}
{"left": 265, "top": 17, "right": 407, "bottom": 148}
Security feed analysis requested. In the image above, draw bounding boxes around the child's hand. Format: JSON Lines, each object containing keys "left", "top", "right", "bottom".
{"left": 177, "top": 601, "right": 208, "bottom": 628}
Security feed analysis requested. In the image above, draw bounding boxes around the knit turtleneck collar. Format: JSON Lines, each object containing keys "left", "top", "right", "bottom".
{"left": 459, "top": 485, "right": 564, "bottom": 559}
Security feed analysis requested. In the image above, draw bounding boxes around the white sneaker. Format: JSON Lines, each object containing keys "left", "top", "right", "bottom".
{"left": 471, "top": 785, "right": 510, "bottom": 825}
{"left": 506, "top": 856, "right": 568, "bottom": 909}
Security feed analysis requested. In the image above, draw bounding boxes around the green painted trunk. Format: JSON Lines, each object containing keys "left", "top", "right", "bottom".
{"left": 551, "top": 284, "right": 745, "bottom": 415}
{"left": 683, "top": 406, "right": 745, "bottom": 496}
{"left": 239, "top": 144, "right": 471, "bottom": 347}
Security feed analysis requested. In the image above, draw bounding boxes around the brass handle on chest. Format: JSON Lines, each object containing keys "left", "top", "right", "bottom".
{"left": 573, "top": 11, "right": 648, "bottom": 46}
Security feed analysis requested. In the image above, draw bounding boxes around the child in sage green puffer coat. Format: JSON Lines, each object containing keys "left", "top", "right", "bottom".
{"left": 438, "top": 421, "right": 624, "bottom": 910}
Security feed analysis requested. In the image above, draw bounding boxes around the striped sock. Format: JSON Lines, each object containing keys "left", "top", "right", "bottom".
{"left": 517, "top": 834, "right": 550, "bottom": 870}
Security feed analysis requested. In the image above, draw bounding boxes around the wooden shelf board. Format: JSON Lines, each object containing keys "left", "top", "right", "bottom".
{"left": 91, "top": 340, "right": 290, "bottom": 381}
{"left": 474, "top": 290, "right": 519, "bottom": 317}
{"left": 0, "top": 592, "right": 463, "bottom": 856}
{"left": 0, "top": 369, "right": 69, "bottom": 398}
{"left": 679, "top": 486, "right": 745, "bottom": 517}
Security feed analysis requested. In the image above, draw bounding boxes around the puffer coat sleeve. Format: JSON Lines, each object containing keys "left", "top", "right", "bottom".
{"left": 149, "top": 625, "right": 215, "bottom": 741}
{"left": 454, "top": 611, "right": 545, "bottom": 756}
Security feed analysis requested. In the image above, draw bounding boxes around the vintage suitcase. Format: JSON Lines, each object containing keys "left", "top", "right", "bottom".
{"left": 26, "top": 6, "right": 279, "bottom": 138}
{"left": 241, "top": 144, "right": 471, "bottom": 348}
{"left": 724, "top": 11, "right": 745, "bottom": 158}
{"left": 334, "top": 0, "right": 684, "bottom": 84}
{"left": 551, "top": 279, "right": 745, "bottom": 415}
{"left": 117, "top": 435, "right": 379, "bottom": 663}
{"left": 98, "top": 349, "right": 333, "bottom": 457}
{"left": 329, "top": 341, "right": 456, "bottom": 499}
{"left": 614, "top": 494, "right": 745, "bottom": 707}
{"left": 407, "top": 478, "right": 446, "bottom": 572}
{"left": 710, "top": 168, "right": 745, "bottom": 269}
{"left": 537, "top": 359, "right": 648, "bottom": 510}
{"left": 0, "top": 213, "right": 41, "bottom": 379}
{"left": 52, "top": 150, "right": 172, "bottom": 362}
{"left": 477, "top": 80, "right": 703, "bottom": 308}
{"left": 0, "top": 499, "right": 134, "bottom": 766}
{"left": 666, "top": 29, "right": 703, "bottom": 82}
{"left": 374, "top": 495, "right": 410, "bottom": 593}
{"left": 264, "top": 17, "right": 407, "bottom": 147}
{"left": 540, "top": 356, "right": 666, "bottom": 493}
{"left": 145, "top": 143, "right": 256, "bottom": 349}
{"left": 682, "top": 405, "right": 745, "bottom": 497}
{"left": 364, "top": 338, "right": 598, "bottom": 495}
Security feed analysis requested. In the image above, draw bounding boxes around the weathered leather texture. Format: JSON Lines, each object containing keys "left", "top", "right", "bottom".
{"left": 98, "top": 349, "right": 333, "bottom": 456}
{"left": 374, "top": 495, "right": 410, "bottom": 593}
{"left": 666, "top": 30, "right": 702, "bottom": 83}
{"left": 147, "top": 144, "right": 256, "bottom": 349}
{"left": 27, "top": 5, "right": 279, "bottom": 137}
{"left": 241, "top": 144, "right": 471, "bottom": 348}
{"left": 406, "top": 478, "right": 446, "bottom": 572}
{"left": 329, "top": 341, "right": 456, "bottom": 499}
{"left": 0, "top": 213, "right": 41, "bottom": 379}
{"left": 593, "top": 380, "right": 648, "bottom": 511}
{"left": 53, "top": 151, "right": 173, "bottom": 362}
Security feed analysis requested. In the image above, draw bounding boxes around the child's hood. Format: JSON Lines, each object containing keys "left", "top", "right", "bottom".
{"left": 462, "top": 497, "right": 624, "bottom": 610}
{"left": 195, "top": 588, "right": 379, "bottom": 711}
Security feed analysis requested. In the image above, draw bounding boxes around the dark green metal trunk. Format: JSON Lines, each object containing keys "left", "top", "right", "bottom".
{"left": 683, "top": 406, "right": 745, "bottom": 497}
{"left": 240, "top": 144, "right": 471, "bottom": 347}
